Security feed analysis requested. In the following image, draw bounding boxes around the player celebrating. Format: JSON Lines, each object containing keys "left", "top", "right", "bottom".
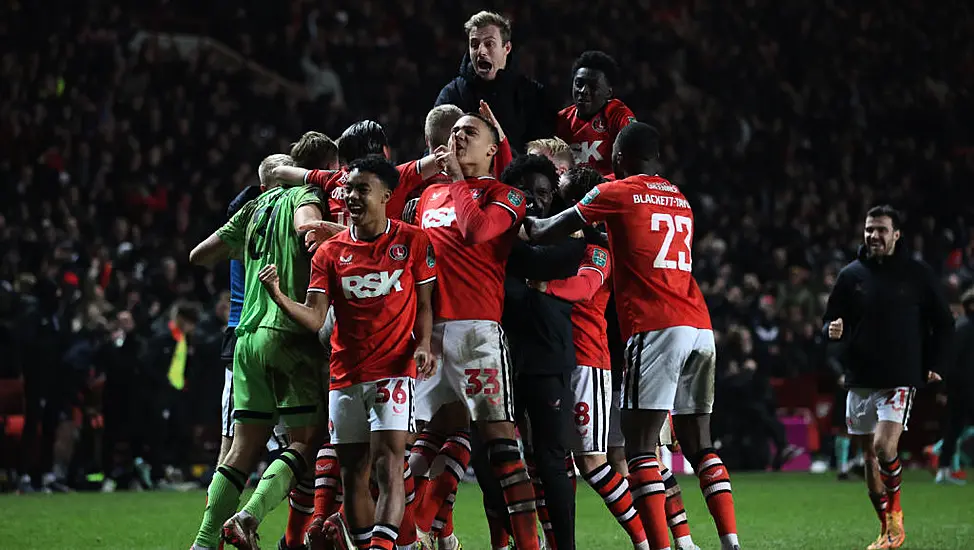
{"left": 410, "top": 113, "right": 540, "bottom": 550}
{"left": 259, "top": 156, "right": 437, "bottom": 550}
{"left": 188, "top": 156, "right": 327, "bottom": 550}
{"left": 824, "top": 205, "right": 952, "bottom": 549}
{"left": 556, "top": 51, "right": 636, "bottom": 177}
{"left": 525, "top": 122, "right": 741, "bottom": 550}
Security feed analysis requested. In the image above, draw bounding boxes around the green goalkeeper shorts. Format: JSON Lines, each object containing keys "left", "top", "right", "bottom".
{"left": 232, "top": 328, "right": 326, "bottom": 427}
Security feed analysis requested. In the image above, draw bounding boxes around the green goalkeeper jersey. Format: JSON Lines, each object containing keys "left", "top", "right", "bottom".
{"left": 217, "top": 185, "right": 323, "bottom": 334}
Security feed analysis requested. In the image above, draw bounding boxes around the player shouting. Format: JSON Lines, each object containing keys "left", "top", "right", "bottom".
{"left": 525, "top": 123, "right": 741, "bottom": 550}
{"left": 260, "top": 156, "right": 437, "bottom": 550}
{"left": 188, "top": 155, "right": 328, "bottom": 550}
{"left": 409, "top": 113, "right": 541, "bottom": 550}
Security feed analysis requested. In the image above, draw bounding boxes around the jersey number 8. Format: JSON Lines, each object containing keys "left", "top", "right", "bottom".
{"left": 651, "top": 213, "right": 693, "bottom": 272}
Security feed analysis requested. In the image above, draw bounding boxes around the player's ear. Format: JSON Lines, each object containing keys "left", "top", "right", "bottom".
{"left": 383, "top": 145, "right": 391, "bottom": 160}
{"left": 503, "top": 41, "right": 512, "bottom": 55}
{"left": 487, "top": 142, "right": 498, "bottom": 159}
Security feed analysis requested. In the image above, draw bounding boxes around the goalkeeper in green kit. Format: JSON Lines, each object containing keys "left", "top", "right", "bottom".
{"left": 188, "top": 153, "right": 344, "bottom": 550}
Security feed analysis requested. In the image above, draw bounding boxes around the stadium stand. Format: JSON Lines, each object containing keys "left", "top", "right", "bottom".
{"left": 1, "top": 0, "right": 973, "bottom": 491}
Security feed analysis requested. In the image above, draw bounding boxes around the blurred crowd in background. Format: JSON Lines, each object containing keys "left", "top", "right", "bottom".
{"left": 2, "top": 0, "right": 973, "bottom": 491}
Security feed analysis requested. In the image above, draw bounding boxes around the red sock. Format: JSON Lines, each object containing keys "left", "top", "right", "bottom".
{"left": 627, "top": 454, "right": 669, "bottom": 550}
{"left": 431, "top": 489, "right": 456, "bottom": 536}
{"left": 485, "top": 504, "right": 511, "bottom": 549}
{"left": 527, "top": 457, "right": 556, "bottom": 550}
{"left": 692, "top": 449, "right": 738, "bottom": 538}
{"left": 879, "top": 456, "right": 902, "bottom": 512}
{"left": 410, "top": 430, "right": 445, "bottom": 480}
{"left": 314, "top": 445, "right": 342, "bottom": 520}
{"left": 350, "top": 527, "right": 372, "bottom": 550}
{"left": 369, "top": 524, "right": 398, "bottom": 550}
{"left": 397, "top": 456, "right": 418, "bottom": 546}
{"left": 583, "top": 462, "right": 647, "bottom": 546}
{"left": 415, "top": 431, "right": 471, "bottom": 532}
{"left": 869, "top": 491, "right": 889, "bottom": 531}
{"left": 660, "top": 466, "right": 691, "bottom": 540}
{"left": 488, "top": 438, "right": 539, "bottom": 550}
{"left": 284, "top": 475, "right": 315, "bottom": 547}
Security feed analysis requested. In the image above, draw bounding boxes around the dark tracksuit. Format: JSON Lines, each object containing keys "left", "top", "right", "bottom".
{"left": 822, "top": 245, "right": 953, "bottom": 436}
{"left": 472, "top": 237, "right": 586, "bottom": 550}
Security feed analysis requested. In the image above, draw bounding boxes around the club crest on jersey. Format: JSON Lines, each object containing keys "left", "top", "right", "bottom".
{"left": 471, "top": 188, "right": 483, "bottom": 199}
{"left": 507, "top": 189, "right": 524, "bottom": 207}
{"left": 580, "top": 187, "right": 600, "bottom": 205}
{"left": 426, "top": 243, "right": 436, "bottom": 268}
{"left": 388, "top": 244, "right": 408, "bottom": 261}
{"left": 592, "top": 248, "right": 607, "bottom": 267}
{"left": 592, "top": 116, "right": 607, "bottom": 133}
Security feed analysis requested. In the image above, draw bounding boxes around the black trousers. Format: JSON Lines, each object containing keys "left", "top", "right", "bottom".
{"left": 941, "top": 384, "right": 974, "bottom": 467}
{"left": 473, "top": 372, "right": 575, "bottom": 549}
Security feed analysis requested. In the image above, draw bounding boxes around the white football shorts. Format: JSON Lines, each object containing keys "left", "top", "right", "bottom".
{"left": 623, "top": 326, "right": 716, "bottom": 414}
{"left": 569, "top": 365, "right": 613, "bottom": 455}
{"left": 845, "top": 387, "right": 916, "bottom": 436}
{"left": 329, "top": 377, "right": 416, "bottom": 444}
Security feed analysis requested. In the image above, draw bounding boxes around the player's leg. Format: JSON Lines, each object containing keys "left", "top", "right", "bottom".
{"left": 219, "top": 366, "right": 235, "bottom": 465}
{"left": 658, "top": 458, "right": 697, "bottom": 550}
{"left": 873, "top": 387, "right": 914, "bottom": 549}
{"left": 847, "top": 388, "right": 889, "bottom": 549}
{"left": 670, "top": 329, "right": 737, "bottom": 550}
{"left": 194, "top": 332, "right": 275, "bottom": 550}
{"left": 330, "top": 382, "right": 376, "bottom": 550}
{"left": 608, "top": 382, "right": 628, "bottom": 476}
{"left": 572, "top": 366, "right": 647, "bottom": 550}
{"left": 466, "top": 321, "right": 539, "bottom": 550}
{"left": 229, "top": 331, "right": 327, "bottom": 548}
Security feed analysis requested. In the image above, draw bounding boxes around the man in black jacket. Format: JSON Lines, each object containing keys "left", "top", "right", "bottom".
{"left": 473, "top": 154, "right": 585, "bottom": 550}
{"left": 935, "top": 287, "right": 974, "bottom": 485}
{"left": 823, "top": 205, "right": 953, "bottom": 549}
{"left": 434, "top": 11, "right": 557, "bottom": 153}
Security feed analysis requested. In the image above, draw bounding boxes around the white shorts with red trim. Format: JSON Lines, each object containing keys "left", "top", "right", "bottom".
{"left": 328, "top": 377, "right": 415, "bottom": 444}
{"left": 623, "top": 326, "right": 716, "bottom": 414}
{"left": 845, "top": 387, "right": 915, "bottom": 436}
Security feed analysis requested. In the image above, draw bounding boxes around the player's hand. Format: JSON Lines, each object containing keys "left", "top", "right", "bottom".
{"left": 402, "top": 198, "right": 419, "bottom": 225}
{"left": 414, "top": 344, "right": 436, "bottom": 379}
{"left": 927, "top": 370, "right": 943, "bottom": 383}
{"left": 479, "top": 100, "right": 506, "bottom": 142}
{"left": 526, "top": 280, "right": 548, "bottom": 293}
{"left": 828, "top": 318, "right": 844, "bottom": 340}
{"left": 298, "top": 220, "right": 342, "bottom": 252}
{"left": 837, "top": 374, "right": 846, "bottom": 389}
{"left": 258, "top": 264, "right": 281, "bottom": 296}
{"left": 521, "top": 216, "right": 537, "bottom": 241}
{"left": 435, "top": 140, "right": 464, "bottom": 182}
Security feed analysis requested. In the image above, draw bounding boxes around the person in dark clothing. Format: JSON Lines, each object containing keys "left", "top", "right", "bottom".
{"left": 823, "top": 205, "right": 954, "bottom": 548}
{"left": 434, "top": 11, "right": 558, "bottom": 153}
{"left": 144, "top": 301, "right": 200, "bottom": 483}
{"left": 472, "top": 154, "right": 585, "bottom": 550}
{"left": 935, "top": 287, "right": 974, "bottom": 485}
{"left": 101, "top": 310, "right": 149, "bottom": 489}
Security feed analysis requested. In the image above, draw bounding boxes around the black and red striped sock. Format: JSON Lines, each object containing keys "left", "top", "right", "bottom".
{"left": 488, "top": 438, "right": 540, "bottom": 550}
{"left": 314, "top": 445, "right": 342, "bottom": 521}
{"left": 627, "top": 454, "right": 669, "bottom": 550}
{"left": 396, "top": 454, "right": 418, "bottom": 546}
{"left": 415, "top": 431, "right": 471, "bottom": 533}
{"left": 879, "top": 455, "right": 902, "bottom": 513}
{"left": 660, "top": 466, "right": 692, "bottom": 541}
{"left": 583, "top": 462, "right": 648, "bottom": 548}
{"left": 283, "top": 474, "right": 315, "bottom": 547}
{"left": 692, "top": 448, "right": 738, "bottom": 548}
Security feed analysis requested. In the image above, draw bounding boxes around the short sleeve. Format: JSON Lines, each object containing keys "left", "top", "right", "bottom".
{"left": 308, "top": 246, "right": 332, "bottom": 295}
{"left": 488, "top": 184, "right": 527, "bottom": 224}
{"left": 217, "top": 201, "right": 255, "bottom": 253}
{"left": 295, "top": 185, "right": 325, "bottom": 211}
{"left": 412, "top": 231, "right": 437, "bottom": 285}
{"left": 609, "top": 101, "right": 637, "bottom": 134}
{"left": 579, "top": 244, "right": 611, "bottom": 286}
{"left": 573, "top": 182, "right": 624, "bottom": 224}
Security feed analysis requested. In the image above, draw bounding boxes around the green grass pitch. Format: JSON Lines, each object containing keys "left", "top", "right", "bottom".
{"left": 1, "top": 471, "right": 971, "bottom": 549}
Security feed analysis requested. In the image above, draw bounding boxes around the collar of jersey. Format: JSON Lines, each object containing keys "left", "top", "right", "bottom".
{"left": 350, "top": 219, "right": 391, "bottom": 242}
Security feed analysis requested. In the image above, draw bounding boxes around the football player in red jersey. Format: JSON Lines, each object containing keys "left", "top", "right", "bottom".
{"left": 259, "top": 156, "right": 437, "bottom": 550}
{"left": 408, "top": 113, "right": 540, "bottom": 550}
{"left": 525, "top": 123, "right": 740, "bottom": 550}
{"left": 556, "top": 51, "right": 636, "bottom": 177}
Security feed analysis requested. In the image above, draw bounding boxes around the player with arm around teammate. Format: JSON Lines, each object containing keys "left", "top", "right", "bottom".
{"left": 525, "top": 123, "right": 741, "bottom": 550}
{"left": 260, "top": 156, "right": 437, "bottom": 550}
{"left": 188, "top": 158, "right": 328, "bottom": 550}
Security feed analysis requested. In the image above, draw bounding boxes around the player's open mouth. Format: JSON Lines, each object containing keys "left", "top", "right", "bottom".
{"left": 476, "top": 58, "right": 492, "bottom": 73}
{"left": 347, "top": 204, "right": 364, "bottom": 216}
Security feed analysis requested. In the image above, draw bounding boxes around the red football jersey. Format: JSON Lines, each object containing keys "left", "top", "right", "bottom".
{"left": 417, "top": 177, "right": 526, "bottom": 322}
{"left": 304, "top": 161, "right": 428, "bottom": 225}
{"left": 571, "top": 245, "right": 612, "bottom": 370}
{"left": 574, "top": 175, "right": 712, "bottom": 339}
{"left": 308, "top": 219, "right": 437, "bottom": 389}
{"left": 556, "top": 99, "right": 636, "bottom": 177}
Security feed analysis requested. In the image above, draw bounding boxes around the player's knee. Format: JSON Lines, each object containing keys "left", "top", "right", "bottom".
{"left": 577, "top": 453, "right": 605, "bottom": 474}
{"left": 873, "top": 439, "right": 897, "bottom": 461}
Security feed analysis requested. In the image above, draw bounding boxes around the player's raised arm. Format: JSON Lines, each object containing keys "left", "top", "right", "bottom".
{"left": 272, "top": 165, "right": 311, "bottom": 185}
{"left": 259, "top": 263, "right": 330, "bottom": 333}
{"left": 190, "top": 200, "right": 255, "bottom": 266}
